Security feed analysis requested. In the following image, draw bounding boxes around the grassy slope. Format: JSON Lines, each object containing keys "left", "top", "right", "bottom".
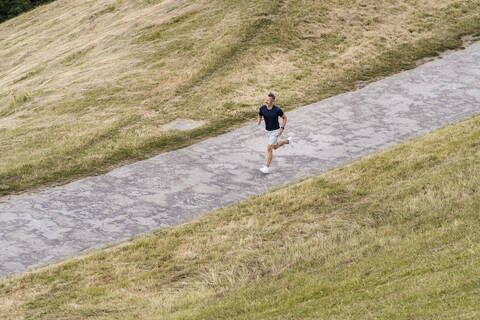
{"left": 1, "top": 0, "right": 480, "bottom": 195}
{"left": 1, "top": 111, "right": 479, "bottom": 319}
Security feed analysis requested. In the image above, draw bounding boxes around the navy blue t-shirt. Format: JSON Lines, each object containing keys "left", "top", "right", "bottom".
{"left": 259, "top": 105, "right": 284, "bottom": 131}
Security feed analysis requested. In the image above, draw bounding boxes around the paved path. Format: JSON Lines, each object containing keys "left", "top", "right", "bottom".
{"left": 2, "top": 42, "right": 480, "bottom": 278}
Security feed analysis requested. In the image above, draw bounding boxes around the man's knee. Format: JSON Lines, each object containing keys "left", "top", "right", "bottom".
{"left": 267, "top": 145, "right": 274, "bottom": 152}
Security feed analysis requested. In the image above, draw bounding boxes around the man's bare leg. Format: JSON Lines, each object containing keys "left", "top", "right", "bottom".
{"left": 266, "top": 145, "right": 273, "bottom": 168}
{"left": 266, "top": 139, "right": 290, "bottom": 167}
{"left": 273, "top": 139, "right": 289, "bottom": 150}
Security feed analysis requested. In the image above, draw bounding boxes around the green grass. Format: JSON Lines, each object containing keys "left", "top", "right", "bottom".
{"left": 1, "top": 107, "right": 479, "bottom": 319}
{"left": 135, "top": 10, "right": 202, "bottom": 43}
{"left": 0, "top": 91, "right": 32, "bottom": 117}
{"left": 61, "top": 47, "right": 93, "bottom": 66}
{"left": 1, "top": 0, "right": 480, "bottom": 196}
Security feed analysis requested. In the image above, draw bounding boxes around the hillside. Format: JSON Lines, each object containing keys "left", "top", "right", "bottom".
{"left": 1, "top": 104, "right": 479, "bottom": 319}
{"left": 1, "top": 0, "right": 480, "bottom": 195}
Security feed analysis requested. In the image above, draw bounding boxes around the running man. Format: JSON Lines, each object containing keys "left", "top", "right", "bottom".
{"left": 257, "top": 92, "right": 293, "bottom": 174}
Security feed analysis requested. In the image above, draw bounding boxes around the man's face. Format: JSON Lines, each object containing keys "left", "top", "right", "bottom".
{"left": 266, "top": 96, "right": 274, "bottom": 106}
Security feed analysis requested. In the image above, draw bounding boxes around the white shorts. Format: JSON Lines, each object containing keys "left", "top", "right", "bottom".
{"left": 265, "top": 129, "right": 279, "bottom": 146}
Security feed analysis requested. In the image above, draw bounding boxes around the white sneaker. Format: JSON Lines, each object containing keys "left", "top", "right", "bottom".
{"left": 288, "top": 136, "right": 294, "bottom": 147}
{"left": 259, "top": 166, "right": 270, "bottom": 174}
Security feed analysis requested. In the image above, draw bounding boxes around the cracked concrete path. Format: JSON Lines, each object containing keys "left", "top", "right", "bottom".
{"left": 2, "top": 42, "right": 480, "bottom": 278}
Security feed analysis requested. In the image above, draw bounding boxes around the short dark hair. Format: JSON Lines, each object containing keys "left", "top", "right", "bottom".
{"left": 267, "top": 92, "right": 276, "bottom": 100}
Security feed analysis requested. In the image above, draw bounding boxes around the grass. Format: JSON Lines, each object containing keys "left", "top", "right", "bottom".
{"left": 0, "top": 0, "right": 480, "bottom": 195}
{"left": 1, "top": 100, "right": 479, "bottom": 319}
{"left": 0, "top": 91, "right": 32, "bottom": 117}
{"left": 12, "top": 65, "right": 45, "bottom": 84}
{"left": 61, "top": 47, "right": 93, "bottom": 66}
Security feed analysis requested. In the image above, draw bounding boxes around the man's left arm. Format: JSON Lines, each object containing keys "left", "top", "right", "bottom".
{"left": 279, "top": 114, "right": 287, "bottom": 136}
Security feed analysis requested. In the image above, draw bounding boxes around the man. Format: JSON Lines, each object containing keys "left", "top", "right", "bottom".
{"left": 257, "top": 92, "right": 293, "bottom": 174}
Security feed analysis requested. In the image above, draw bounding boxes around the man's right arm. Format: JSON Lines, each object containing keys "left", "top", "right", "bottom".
{"left": 257, "top": 108, "right": 262, "bottom": 125}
